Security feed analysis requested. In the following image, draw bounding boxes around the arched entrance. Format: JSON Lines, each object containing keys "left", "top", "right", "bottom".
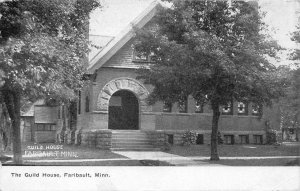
{"left": 108, "top": 90, "right": 139, "bottom": 130}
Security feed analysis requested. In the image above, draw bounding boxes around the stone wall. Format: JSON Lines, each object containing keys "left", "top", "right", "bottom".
{"left": 80, "top": 130, "right": 112, "bottom": 149}
{"left": 145, "top": 130, "right": 167, "bottom": 148}
{"left": 34, "top": 131, "right": 56, "bottom": 143}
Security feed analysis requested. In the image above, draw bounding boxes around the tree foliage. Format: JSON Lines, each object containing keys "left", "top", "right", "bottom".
{"left": 291, "top": 25, "right": 300, "bottom": 65}
{"left": 277, "top": 20, "right": 300, "bottom": 141}
{"left": 134, "top": 0, "right": 283, "bottom": 160}
{"left": 0, "top": 0, "right": 100, "bottom": 164}
{"left": 0, "top": 0, "right": 100, "bottom": 101}
{"left": 277, "top": 66, "right": 300, "bottom": 141}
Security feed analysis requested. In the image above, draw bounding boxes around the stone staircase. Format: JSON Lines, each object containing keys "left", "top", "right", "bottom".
{"left": 111, "top": 130, "right": 159, "bottom": 151}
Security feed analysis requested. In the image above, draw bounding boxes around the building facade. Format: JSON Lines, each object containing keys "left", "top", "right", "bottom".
{"left": 69, "top": 0, "right": 282, "bottom": 150}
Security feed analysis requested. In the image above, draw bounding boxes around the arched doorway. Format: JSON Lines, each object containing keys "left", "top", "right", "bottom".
{"left": 108, "top": 90, "right": 139, "bottom": 130}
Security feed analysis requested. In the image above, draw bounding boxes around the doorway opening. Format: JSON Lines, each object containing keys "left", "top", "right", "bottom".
{"left": 108, "top": 90, "right": 139, "bottom": 130}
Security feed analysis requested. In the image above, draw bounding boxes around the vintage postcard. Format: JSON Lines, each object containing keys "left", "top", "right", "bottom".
{"left": 0, "top": 0, "right": 299, "bottom": 190}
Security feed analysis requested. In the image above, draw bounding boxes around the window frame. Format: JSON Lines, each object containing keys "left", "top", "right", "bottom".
{"left": 252, "top": 103, "right": 262, "bottom": 116}
{"left": 178, "top": 97, "right": 188, "bottom": 113}
{"left": 132, "top": 49, "right": 154, "bottom": 63}
{"left": 239, "top": 135, "right": 249, "bottom": 144}
{"left": 35, "top": 123, "right": 56, "bottom": 131}
{"left": 195, "top": 100, "right": 204, "bottom": 113}
{"left": 78, "top": 91, "right": 81, "bottom": 115}
{"left": 222, "top": 101, "right": 233, "bottom": 115}
{"left": 253, "top": 135, "right": 263, "bottom": 144}
{"left": 85, "top": 95, "right": 90, "bottom": 112}
{"left": 163, "top": 102, "right": 172, "bottom": 113}
{"left": 224, "top": 135, "right": 235, "bottom": 144}
{"left": 237, "top": 102, "right": 249, "bottom": 116}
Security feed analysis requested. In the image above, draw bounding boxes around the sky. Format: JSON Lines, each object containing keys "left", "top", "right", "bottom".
{"left": 1, "top": 0, "right": 299, "bottom": 66}
{"left": 89, "top": 0, "right": 300, "bottom": 66}
{"left": 259, "top": 0, "right": 300, "bottom": 66}
{"left": 260, "top": 0, "right": 299, "bottom": 49}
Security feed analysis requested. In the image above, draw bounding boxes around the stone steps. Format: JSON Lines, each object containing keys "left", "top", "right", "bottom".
{"left": 111, "top": 130, "right": 159, "bottom": 151}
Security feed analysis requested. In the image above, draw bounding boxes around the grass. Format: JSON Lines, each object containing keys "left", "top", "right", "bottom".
{"left": 1, "top": 142, "right": 300, "bottom": 166}
{"left": 167, "top": 144, "right": 300, "bottom": 157}
{"left": 199, "top": 158, "right": 300, "bottom": 166}
{"left": 4, "top": 142, "right": 125, "bottom": 160}
{"left": 166, "top": 143, "right": 300, "bottom": 166}
{"left": 2, "top": 142, "right": 174, "bottom": 166}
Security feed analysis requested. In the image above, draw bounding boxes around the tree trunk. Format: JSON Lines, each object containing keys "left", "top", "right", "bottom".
{"left": 210, "top": 101, "right": 220, "bottom": 161}
{"left": 3, "top": 90, "right": 23, "bottom": 164}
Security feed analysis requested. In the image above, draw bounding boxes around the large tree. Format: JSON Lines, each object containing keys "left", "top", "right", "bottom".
{"left": 291, "top": 25, "right": 300, "bottom": 64}
{"left": 279, "top": 24, "right": 300, "bottom": 141}
{"left": 134, "top": 0, "right": 283, "bottom": 160}
{"left": 0, "top": 0, "right": 100, "bottom": 164}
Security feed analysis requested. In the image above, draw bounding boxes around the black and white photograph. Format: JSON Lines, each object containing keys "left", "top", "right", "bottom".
{"left": 0, "top": 0, "right": 299, "bottom": 190}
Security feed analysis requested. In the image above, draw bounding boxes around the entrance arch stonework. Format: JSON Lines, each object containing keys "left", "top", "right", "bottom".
{"left": 96, "top": 77, "right": 151, "bottom": 112}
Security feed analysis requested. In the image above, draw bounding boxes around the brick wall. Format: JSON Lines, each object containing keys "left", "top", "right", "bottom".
{"left": 76, "top": 33, "right": 281, "bottom": 146}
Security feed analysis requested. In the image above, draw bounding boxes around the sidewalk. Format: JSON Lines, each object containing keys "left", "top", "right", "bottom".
{"left": 113, "top": 151, "right": 220, "bottom": 166}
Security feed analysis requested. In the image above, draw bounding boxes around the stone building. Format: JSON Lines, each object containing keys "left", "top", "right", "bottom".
{"left": 69, "top": 0, "right": 281, "bottom": 150}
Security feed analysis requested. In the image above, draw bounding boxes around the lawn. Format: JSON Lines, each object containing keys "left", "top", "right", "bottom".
{"left": 1, "top": 142, "right": 173, "bottom": 166}
{"left": 167, "top": 143, "right": 300, "bottom": 157}
{"left": 1, "top": 142, "right": 300, "bottom": 166}
{"left": 202, "top": 158, "right": 300, "bottom": 166}
{"left": 3, "top": 142, "right": 125, "bottom": 160}
{"left": 166, "top": 143, "right": 300, "bottom": 166}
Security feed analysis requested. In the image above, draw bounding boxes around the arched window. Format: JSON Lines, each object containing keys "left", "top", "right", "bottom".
{"left": 195, "top": 100, "right": 204, "bottom": 113}
{"left": 85, "top": 96, "right": 90, "bottom": 112}
{"left": 252, "top": 103, "right": 262, "bottom": 116}
{"left": 222, "top": 101, "right": 233, "bottom": 115}
{"left": 163, "top": 101, "right": 172, "bottom": 112}
{"left": 78, "top": 91, "right": 81, "bottom": 115}
{"left": 237, "top": 102, "right": 248, "bottom": 115}
{"left": 178, "top": 97, "right": 188, "bottom": 113}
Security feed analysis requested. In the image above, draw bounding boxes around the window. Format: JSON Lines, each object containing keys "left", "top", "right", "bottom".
{"left": 222, "top": 101, "right": 233, "bottom": 115}
{"left": 36, "top": 124, "right": 56, "bottom": 131}
{"left": 85, "top": 96, "right": 90, "bottom": 112}
{"left": 62, "top": 105, "right": 65, "bottom": 119}
{"left": 195, "top": 100, "right": 204, "bottom": 113}
{"left": 133, "top": 49, "right": 154, "bottom": 62}
{"left": 224, "top": 135, "right": 234, "bottom": 144}
{"left": 196, "top": 134, "right": 204, "bottom": 144}
{"left": 178, "top": 98, "right": 187, "bottom": 113}
{"left": 167, "top": 134, "right": 174, "bottom": 145}
{"left": 253, "top": 135, "right": 263, "bottom": 144}
{"left": 252, "top": 103, "right": 262, "bottom": 116}
{"left": 78, "top": 91, "right": 81, "bottom": 114}
{"left": 57, "top": 106, "right": 61, "bottom": 119}
{"left": 237, "top": 102, "right": 248, "bottom": 115}
{"left": 289, "top": 129, "right": 295, "bottom": 134}
{"left": 239, "top": 135, "right": 249, "bottom": 144}
{"left": 163, "top": 102, "right": 172, "bottom": 112}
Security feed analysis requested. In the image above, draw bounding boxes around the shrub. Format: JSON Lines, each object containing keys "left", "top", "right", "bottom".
{"left": 218, "top": 131, "right": 223, "bottom": 144}
{"left": 266, "top": 129, "right": 282, "bottom": 145}
{"left": 182, "top": 130, "right": 197, "bottom": 146}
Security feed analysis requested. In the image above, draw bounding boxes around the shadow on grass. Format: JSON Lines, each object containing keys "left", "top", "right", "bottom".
{"left": 0, "top": 155, "right": 12, "bottom": 163}
{"left": 285, "top": 159, "right": 300, "bottom": 166}
{"left": 2, "top": 159, "right": 174, "bottom": 166}
{"left": 139, "top": 160, "right": 174, "bottom": 166}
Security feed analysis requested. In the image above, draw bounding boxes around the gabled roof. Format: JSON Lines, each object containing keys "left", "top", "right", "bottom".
{"left": 87, "top": 0, "right": 160, "bottom": 74}
{"left": 89, "top": 35, "right": 114, "bottom": 62}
